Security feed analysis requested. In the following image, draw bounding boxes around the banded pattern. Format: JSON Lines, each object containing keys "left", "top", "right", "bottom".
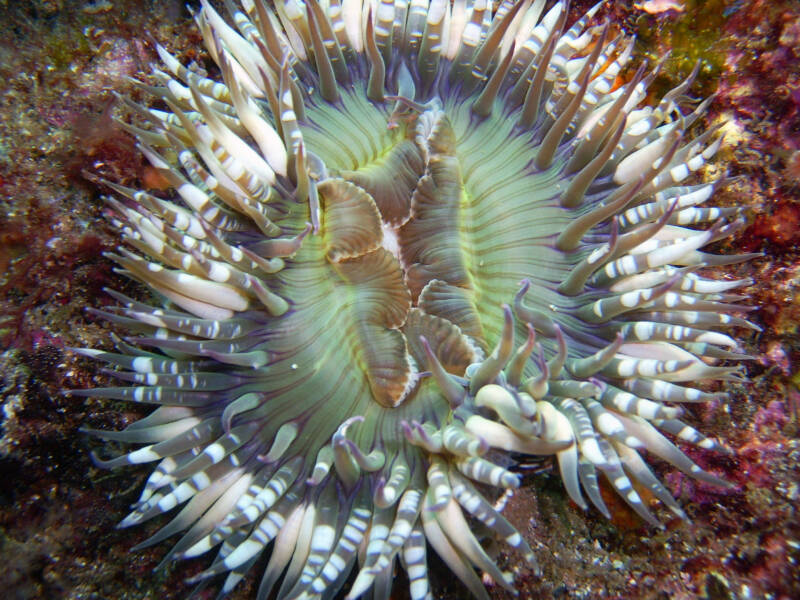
{"left": 74, "top": 1, "right": 755, "bottom": 599}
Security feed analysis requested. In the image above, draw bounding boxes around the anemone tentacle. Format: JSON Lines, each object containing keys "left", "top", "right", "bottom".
{"left": 77, "top": 1, "right": 754, "bottom": 598}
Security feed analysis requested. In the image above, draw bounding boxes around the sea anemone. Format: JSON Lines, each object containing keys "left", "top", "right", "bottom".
{"left": 73, "top": 0, "right": 757, "bottom": 598}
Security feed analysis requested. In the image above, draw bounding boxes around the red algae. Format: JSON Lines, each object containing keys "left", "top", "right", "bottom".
{"left": 0, "top": 1, "right": 798, "bottom": 600}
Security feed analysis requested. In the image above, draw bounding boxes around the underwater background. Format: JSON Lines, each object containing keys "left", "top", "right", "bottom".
{"left": 0, "top": 0, "right": 798, "bottom": 598}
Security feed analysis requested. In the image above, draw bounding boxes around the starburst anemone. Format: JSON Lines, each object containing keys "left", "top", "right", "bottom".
{"left": 72, "top": 0, "right": 759, "bottom": 598}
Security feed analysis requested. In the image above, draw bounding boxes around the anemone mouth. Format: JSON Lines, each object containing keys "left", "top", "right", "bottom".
{"left": 74, "top": 1, "right": 756, "bottom": 599}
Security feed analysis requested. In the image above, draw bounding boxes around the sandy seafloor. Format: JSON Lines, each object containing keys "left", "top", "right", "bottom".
{"left": 0, "top": 1, "right": 798, "bottom": 599}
